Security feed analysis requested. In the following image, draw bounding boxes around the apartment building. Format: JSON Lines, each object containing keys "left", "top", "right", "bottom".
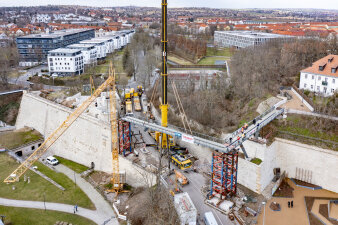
{"left": 48, "top": 48, "right": 84, "bottom": 76}
{"left": 67, "top": 44, "right": 97, "bottom": 65}
{"left": 17, "top": 29, "right": 95, "bottom": 67}
{"left": 92, "top": 37, "right": 114, "bottom": 54}
{"left": 214, "top": 31, "right": 293, "bottom": 48}
{"left": 80, "top": 39, "right": 107, "bottom": 59}
{"left": 299, "top": 55, "right": 337, "bottom": 96}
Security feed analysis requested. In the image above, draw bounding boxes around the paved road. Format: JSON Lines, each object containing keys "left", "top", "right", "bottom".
{"left": 8, "top": 65, "right": 66, "bottom": 91}
{"left": 0, "top": 197, "right": 103, "bottom": 224}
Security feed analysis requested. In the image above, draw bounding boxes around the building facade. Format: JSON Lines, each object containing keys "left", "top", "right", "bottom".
{"left": 214, "top": 31, "right": 293, "bottom": 48}
{"left": 17, "top": 29, "right": 95, "bottom": 67}
{"left": 80, "top": 39, "right": 107, "bottom": 59}
{"left": 299, "top": 55, "right": 337, "bottom": 96}
{"left": 67, "top": 44, "right": 97, "bottom": 65}
{"left": 48, "top": 48, "right": 84, "bottom": 76}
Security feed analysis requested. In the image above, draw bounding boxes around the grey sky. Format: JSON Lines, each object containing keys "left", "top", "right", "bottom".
{"left": 1, "top": 0, "right": 337, "bottom": 10}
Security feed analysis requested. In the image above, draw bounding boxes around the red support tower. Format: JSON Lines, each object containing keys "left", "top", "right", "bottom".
{"left": 118, "top": 120, "right": 132, "bottom": 156}
{"left": 209, "top": 150, "right": 238, "bottom": 199}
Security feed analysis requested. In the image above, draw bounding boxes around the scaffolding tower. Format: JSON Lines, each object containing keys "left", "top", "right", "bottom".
{"left": 118, "top": 120, "right": 132, "bottom": 156}
{"left": 209, "top": 150, "right": 239, "bottom": 199}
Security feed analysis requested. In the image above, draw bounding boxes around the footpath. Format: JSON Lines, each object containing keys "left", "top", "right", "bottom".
{"left": 0, "top": 164, "right": 118, "bottom": 225}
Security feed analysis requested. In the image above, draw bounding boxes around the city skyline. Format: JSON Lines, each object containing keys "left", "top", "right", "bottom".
{"left": 1, "top": 0, "right": 338, "bottom": 10}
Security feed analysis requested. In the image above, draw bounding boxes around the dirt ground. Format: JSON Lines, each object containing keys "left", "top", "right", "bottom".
{"left": 281, "top": 90, "right": 312, "bottom": 112}
{"left": 256, "top": 179, "right": 338, "bottom": 225}
{"left": 273, "top": 179, "right": 294, "bottom": 198}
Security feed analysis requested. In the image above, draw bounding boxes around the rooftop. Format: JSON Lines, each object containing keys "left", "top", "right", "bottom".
{"left": 215, "top": 30, "right": 292, "bottom": 39}
{"left": 301, "top": 54, "right": 338, "bottom": 78}
{"left": 48, "top": 48, "right": 82, "bottom": 54}
{"left": 67, "top": 43, "right": 95, "bottom": 49}
{"left": 18, "top": 28, "right": 94, "bottom": 39}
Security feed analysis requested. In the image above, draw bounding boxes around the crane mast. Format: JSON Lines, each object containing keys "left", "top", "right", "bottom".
{"left": 160, "top": 0, "right": 168, "bottom": 148}
{"left": 108, "top": 66, "right": 122, "bottom": 192}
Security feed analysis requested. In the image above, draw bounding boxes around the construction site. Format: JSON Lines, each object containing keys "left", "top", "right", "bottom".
{"left": 0, "top": 1, "right": 337, "bottom": 225}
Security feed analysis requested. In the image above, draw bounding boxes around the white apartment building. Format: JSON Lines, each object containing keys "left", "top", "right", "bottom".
{"left": 67, "top": 44, "right": 97, "bottom": 65}
{"left": 48, "top": 48, "right": 84, "bottom": 76}
{"left": 299, "top": 55, "right": 338, "bottom": 96}
{"left": 92, "top": 37, "right": 114, "bottom": 54}
{"left": 80, "top": 39, "right": 107, "bottom": 59}
{"left": 214, "top": 31, "right": 293, "bottom": 48}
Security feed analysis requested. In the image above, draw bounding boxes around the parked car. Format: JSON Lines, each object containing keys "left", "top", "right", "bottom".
{"left": 46, "top": 156, "right": 59, "bottom": 166}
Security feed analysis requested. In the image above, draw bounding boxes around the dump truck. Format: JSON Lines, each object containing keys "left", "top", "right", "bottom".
{"left": 134, "top": 96, "right": 142, "bottom": 112}
{"left": 126, "top": 99, "right": 133, "bottom": 115}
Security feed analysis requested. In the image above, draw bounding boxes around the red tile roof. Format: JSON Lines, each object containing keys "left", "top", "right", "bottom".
{"left": 301, "top": 54, "right": 338, "bottom": 78}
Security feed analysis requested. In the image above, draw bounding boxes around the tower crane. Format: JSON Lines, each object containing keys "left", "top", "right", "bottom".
{"left": 4, "top": 64, "right": 122, "bottom": 192}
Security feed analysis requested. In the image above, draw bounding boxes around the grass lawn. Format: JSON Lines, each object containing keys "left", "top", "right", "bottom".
{"left": 54, "top": 156, "right": 89, "bottom": 174}
{"left": 197, "top": 56, "right": 228, "bottom": 65}
{"left": 206, "top": 47, "right": 233, "bottom": 57}
{"left": 0, "top": 153, "right": 95, "bottom": 210}
{"left": 0, "top": 128, "right": 42, "bottom": 149}
{"left": 168, "top": 55, "right": 194, "bottom": 65}
{"left": 0, "top": 206, "right": 96, "bottom": 225}
{"left": 250, "top": 158, "right": 262, "bottom": 165}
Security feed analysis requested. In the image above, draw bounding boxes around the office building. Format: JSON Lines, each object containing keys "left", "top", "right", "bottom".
{"left": 214, "top": 31, "right": 293, "bottom": 48}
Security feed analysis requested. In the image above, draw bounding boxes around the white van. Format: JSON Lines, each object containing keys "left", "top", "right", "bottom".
{"left": 46, "top": 156, "right": 59, "bottom": 166}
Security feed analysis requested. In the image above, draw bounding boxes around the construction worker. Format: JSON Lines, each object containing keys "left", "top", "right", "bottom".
{"left": 244, "top": 123, "right": 248, "bottom": 130}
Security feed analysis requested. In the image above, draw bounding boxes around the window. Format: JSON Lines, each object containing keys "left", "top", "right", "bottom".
{"left": 333, "top": 79, "right": 335, "bottom": 84}
{"left": 332, "top": 89, "right": 335, "bottom": 93}
{"left": 304, "top": 74, "right": 308, "bottom": 79}
{"left": 304, "top": 84, "right": 307, "bottom": 88}
{"left": 317, "top": 86, "right": 320, "bottom": 91}
{"left": 325, "top": 78, "right": 328, "bottom": 82}
{"left": 311, "top": 85, "right": 313, "bottom": 89}
{"left": 318, "top": 76, "right": 321, "bottom": 80}
{"left": 312, "top": 75, "right": 314, "bottom": 79}
{"left": 332, "top": 68, "right": 336, "bottom": 73}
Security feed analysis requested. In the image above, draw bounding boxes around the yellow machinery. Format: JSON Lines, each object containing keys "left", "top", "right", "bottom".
{"left": 137, "top": 85, "right": 143, "bottom": 96}
{"left": 125, "top": 90, "right": 131, "bottom": 100}
{"left": 133, "top": 95, "right": 142, "bottom": 112}
{"left": 130, "top": 88, "right": 135, "bottom": 97}
{"left": 108, "top": 66, "right": 123, "bottom": 192}
{"left": 174, "top": 169, "right": 189, "bottom": 185}
{"left": 155, "top": 0, "right": 169, "bottom": 149}
{"left": 126, "top": 100, "right": 133, "bottom": 115}
{"left": 171, "top": 154, "right": 192, "bottom": 170}
{"left": 4, "top": 63, "right": 123, "bottom": 193}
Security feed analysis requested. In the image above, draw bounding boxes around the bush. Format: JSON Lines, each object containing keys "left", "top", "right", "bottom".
{"left": 304, "top": 90, "right": 310, "bottom": 96}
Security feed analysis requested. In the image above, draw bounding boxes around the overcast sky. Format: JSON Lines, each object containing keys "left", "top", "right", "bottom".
{"left": 0, "top": 0, "right": 337, "bottom": 10}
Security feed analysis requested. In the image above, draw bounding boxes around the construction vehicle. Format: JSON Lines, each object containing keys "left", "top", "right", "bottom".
{"left": 171, "top": 153, "right": 193, "bottom": 170}
{"left": 133, "top": 95, "right": 142, "bottom": 112}
{"left": 126, "top": 99, "right": 133, "bottom": 115}
{"left": 125, "top": 90, "right": 131, "bottom": 100}
{"left": 137, "top": 85, "right": 143, "bottom": 96}
{"left": 174, "top": 169, "right": 189, "bottom": 185}
{"left": 130, "top": 88, "right": 135, "bottom": 97}
{"left": 4, "top": 64, "right": 124, "bottom": 193}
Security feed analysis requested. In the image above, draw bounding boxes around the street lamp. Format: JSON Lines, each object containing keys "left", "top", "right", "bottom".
{"left": 262, "top": 201, "right": 266, "bottom": 225}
